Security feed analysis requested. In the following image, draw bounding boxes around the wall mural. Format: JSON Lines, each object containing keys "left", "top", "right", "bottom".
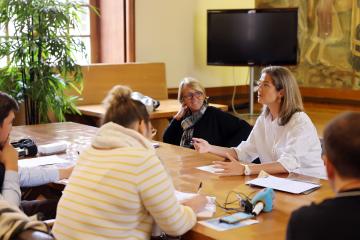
{"left": 256, "top": 0, "right": 360, "bottom": 89}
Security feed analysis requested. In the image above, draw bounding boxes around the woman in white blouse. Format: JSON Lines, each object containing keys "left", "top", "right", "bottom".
{"left": 193, "top": 66, "right": 326, "bottom": 179}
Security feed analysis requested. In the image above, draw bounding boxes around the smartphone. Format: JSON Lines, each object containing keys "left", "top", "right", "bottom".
{"left": 219, "top": 212, "right": 254, "bottom": 224}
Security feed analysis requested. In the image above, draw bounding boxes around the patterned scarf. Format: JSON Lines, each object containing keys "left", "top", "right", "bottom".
{"left": 180, "top": 102, "right": 208, "bottom": 148}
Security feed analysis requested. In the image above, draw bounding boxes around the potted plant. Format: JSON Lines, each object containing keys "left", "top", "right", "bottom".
{"left": 0, "top": 0, "right": 94, "bottom": 124}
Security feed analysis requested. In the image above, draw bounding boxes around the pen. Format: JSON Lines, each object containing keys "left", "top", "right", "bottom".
{"left": 197, "top": 182, "right": 203, "bottom": 194}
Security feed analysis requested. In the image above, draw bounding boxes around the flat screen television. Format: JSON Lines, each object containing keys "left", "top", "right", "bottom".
{"left": 207, "top": 8, "right": 298, "bottom": 66}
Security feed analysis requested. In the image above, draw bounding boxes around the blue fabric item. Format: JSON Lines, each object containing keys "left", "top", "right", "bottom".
{"left": 18, "top": 167, "right": 59, "bottom": 188}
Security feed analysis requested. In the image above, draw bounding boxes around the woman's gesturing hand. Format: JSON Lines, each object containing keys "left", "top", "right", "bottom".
{"left": 192, "top": 138, "right": 211, "bottom": 153}
{"left": 212, "top": 153, "right": 245, "bottom": 176}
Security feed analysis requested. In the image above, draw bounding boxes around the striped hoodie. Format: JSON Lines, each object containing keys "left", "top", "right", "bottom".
{"left": 53, "top": 122, "right": 196, "bottom": 240}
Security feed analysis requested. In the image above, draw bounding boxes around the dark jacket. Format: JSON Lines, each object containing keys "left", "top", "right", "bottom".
{"left": 0, "top": 163, "right": 4, "bottom": 192}
{"left": 286, "top": 190, "right": 360, "bottom": 240}
{"left": 163, "top": 106, "right": 252, "bottom": 148}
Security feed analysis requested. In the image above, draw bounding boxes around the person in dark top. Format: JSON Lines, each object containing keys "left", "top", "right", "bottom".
{"left": 286, "top": 112, "right": 360, "bottom": 240}
{"left": 163, "top": 77, "right": 252, "bottom": 149}
{"left": 0, "top": 163, "right": 4, "bottom": 192}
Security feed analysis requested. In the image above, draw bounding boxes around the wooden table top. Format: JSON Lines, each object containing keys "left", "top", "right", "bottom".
{"left": 11, "top": 122, "right": 334, "bottom": 240}
{"left": 77, "top": 99, "right": 229, "bottom": 119}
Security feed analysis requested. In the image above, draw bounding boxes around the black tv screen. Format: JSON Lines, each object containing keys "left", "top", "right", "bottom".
{"left": 207, "top": 8, "right": 298, "bottom": 66}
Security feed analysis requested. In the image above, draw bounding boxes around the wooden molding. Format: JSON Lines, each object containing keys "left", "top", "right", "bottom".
{"left": 300, "top": 87, "right": 360, "bottom": 104}
{"left": 125, "top": 0, "right": 135, "bottom": 62}
{"left": 90, "top": 0, "right": 100, "bottom": 63}
{"left": 168, "top": 85, "right": 249, "bottom": 98}
{"left": 168, "top": 85, "right": 360, "bottom": 106}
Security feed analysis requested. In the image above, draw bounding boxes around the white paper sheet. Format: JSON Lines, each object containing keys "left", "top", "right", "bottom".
{"left": 246, "top": 175, "right": 321, "bottom": 194}
{"left": 199, "top": 212, "right": 258, "bottom": 231}
{"left": 196, "top": 165, "right": 223, "bottom": 174}
{"left": 18, "top": 155, "right": 69, "bottom": 168}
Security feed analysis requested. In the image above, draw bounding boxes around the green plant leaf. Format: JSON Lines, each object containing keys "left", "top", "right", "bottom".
{"left": 0, "top": 0, "right": 96, "bottom": 124}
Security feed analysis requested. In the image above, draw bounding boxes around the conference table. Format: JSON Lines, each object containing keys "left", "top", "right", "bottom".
{"left": 74, "top": 99, "right": 228, "bottom": 141}
{"left": 11, "top": 122, "right": 333, "bottom": 240}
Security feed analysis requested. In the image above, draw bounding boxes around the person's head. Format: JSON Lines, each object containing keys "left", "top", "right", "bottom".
{"left": 178, "top": 77, "right": 207, "bottom": 112}
{"left": 0, "top": 92, "right": 19, "bottom": 147}
{"left": 102, "top": 85, "right": 154, "bottom": 139}
{"left": 258, "top": 66, "right": 303, "bottom": 125}
{"left": 323, "top": 112, "right": 360, "bottom": 188}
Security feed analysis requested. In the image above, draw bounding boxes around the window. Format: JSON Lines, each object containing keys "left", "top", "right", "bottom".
{"left": 67, "top": 0, "right": 92, "bottom": 64}
{"left": 0, "top": 25, "right": 7, "bottom": 67}
{"left": 0, "top": 0, "right": 92, "bottom": 67}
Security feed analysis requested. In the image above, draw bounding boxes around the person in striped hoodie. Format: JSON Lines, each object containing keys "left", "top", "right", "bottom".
{"left": 53, "top": 85, "right": 207, "bottom": 240}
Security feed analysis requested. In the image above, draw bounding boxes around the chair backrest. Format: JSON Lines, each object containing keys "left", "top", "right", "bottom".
{"left": 69, "top": 62, "right": 168, "bottom": 105}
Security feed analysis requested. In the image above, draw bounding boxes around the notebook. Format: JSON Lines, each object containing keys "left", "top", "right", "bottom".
{"left": 246, "top": 175, "right": 321, "bottom": 194}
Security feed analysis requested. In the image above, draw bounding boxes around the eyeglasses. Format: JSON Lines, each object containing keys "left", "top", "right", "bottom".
{"left": 182, "top": 91, "right": 204, "bottom": 100}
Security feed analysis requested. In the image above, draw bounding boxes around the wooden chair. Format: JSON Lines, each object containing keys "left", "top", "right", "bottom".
{"left": 73, "top": 62, "right": 168, "bottom": 105}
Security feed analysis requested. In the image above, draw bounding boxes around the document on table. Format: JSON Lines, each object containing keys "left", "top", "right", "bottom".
{"left": 196, "top": 165, "right": 223, "bottom": 174}
{"left": 246, "top": 175, "right": 321, "bottom": 194}
{"left": 18, "top": 155, "right": 69, "bottom": 168}
{"left": 199, "top": 212, "right": 258, "bottom": 231}
{"left": 175, "top": 190, "right": 216, "bottom": 218}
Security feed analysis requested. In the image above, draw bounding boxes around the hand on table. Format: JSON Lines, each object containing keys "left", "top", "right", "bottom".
{"left": 213, "top": 153, "right": 245, "bottom": 176}
{"left": 59, "top": 165, "right": 74, "bottom": 180}
{"left": 0, "top": 139, "right": 18, "bottom": 171}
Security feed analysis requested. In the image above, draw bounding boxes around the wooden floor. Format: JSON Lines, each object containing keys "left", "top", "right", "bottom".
{"left": 236, "top": 102, "right": 360, "bottom": 137}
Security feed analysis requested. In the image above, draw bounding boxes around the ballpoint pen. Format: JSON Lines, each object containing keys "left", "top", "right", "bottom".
{"left": 197, "top": 182, "right": 203, "bottom": 194}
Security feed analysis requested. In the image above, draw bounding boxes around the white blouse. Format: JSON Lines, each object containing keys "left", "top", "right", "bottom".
{"left": 234, "top": 112, "right": 326, "bottom": 179}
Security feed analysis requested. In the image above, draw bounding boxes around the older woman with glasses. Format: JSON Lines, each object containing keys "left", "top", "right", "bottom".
{"left": 163, "top": 77, "right": 252, "bottom": 149}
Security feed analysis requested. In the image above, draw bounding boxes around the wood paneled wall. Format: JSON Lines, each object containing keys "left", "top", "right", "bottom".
{"left": 169, "top": 86, "right": 360, "bottom": 107}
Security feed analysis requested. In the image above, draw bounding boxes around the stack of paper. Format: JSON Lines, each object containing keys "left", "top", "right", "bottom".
{"left": 196, "top": 165, "right": 223, "bottom": 174}
{"left": 246, "top": 175, "right": 321, "bottom": 194}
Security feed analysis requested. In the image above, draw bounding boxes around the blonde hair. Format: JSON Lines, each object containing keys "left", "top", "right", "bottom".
{"left": 261, "top": 66, "right": 303, "bottom": 126}
{"left": 102, "top": 85, "right": 150, "bottom": 127}
{"left": 177, "top": 77, "right": 206, "bottom": 103}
